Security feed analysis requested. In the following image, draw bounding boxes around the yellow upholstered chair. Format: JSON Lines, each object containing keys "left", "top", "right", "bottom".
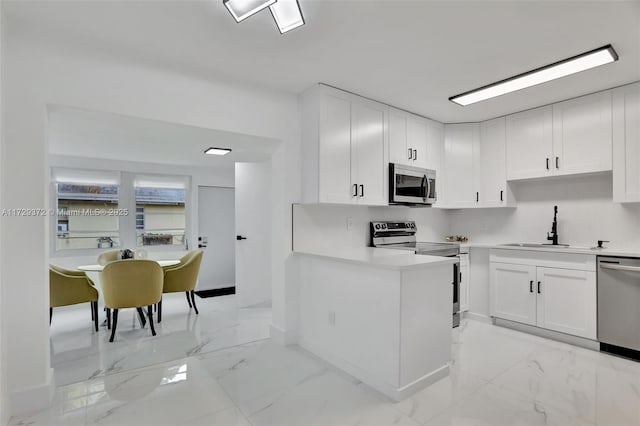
{"left": 158, "top": 250, "right": 204, "bottom": 322}
{"left": 49, "top": 265, "right": 99, "bottom": 332}
{"left": 97, "top": 250, "right": 119, "bottom": 266}
{"left": 101, "top": 260, "right": 163, "bottom": 342}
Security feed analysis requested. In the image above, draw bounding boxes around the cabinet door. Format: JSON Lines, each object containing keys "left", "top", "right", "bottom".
{"left": 319, "top": 91, "right": 355, "bottom": 204}
{"left": 536, "top": 267, "right": 597, "bottom": 339}
{"left": 426, "top": 119, "right": 444, "bottom": 204}
{"left": 613, "top": 83, "right": 640, "bottom": 203}
{"left": 407, "top": 115, "right": 429, "bottom": 169}
{"left": 479, "top": 117, "right": 507, "bottom": 206}
{"left": 506, "top": 106, "right": 553, "bottom": 180}
{"left": 352, "top": 98, "right": 388, "bottom": 206}
{"left": 443, "top": 123, "right": 478, "bottom": 207}
{"left": 553, "top": 91, "right": 612, "bottom": 176}
{"left": 389, "top": 109, "right": 410, "bottom": 166}
{"left": 459, "top": 254, "right": 470, "bottom": 312}
{"left": 490, "top": 262, "right": 537, "bottom": 325}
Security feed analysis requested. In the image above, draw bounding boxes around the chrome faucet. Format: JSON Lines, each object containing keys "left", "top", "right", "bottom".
{"left": 547, "top": 205, "right": 559, "bottom": 245}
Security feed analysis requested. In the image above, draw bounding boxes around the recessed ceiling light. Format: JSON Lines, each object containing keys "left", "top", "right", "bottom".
{"left": 224, "top": 0, "right": 277, "bottom": 22}
{"left": 270, "top": 0, "right": 305, "bottom": 34}
{"left": 204, "top": 147, "right": 232, "bottom": 156}
{"left": 449, "top": 45, "right": 619, "bottom": 106}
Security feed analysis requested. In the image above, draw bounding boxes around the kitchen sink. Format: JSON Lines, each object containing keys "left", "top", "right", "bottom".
{"left": 499, "top": 243, "right": 570, "bottom": 248}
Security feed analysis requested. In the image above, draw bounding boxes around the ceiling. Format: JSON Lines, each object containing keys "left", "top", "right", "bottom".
{"left": 5, "top": 1, "right": 640, "bottom": 122}
{"left": 48, "top": 105, "right": 279, "bottom": 167}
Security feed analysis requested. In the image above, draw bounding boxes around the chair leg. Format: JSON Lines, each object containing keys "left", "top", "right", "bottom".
{"left": 50, "top": 307, "right": 53, "bottom": 325}
{"left": 147, "top": 305, "right": 156, "bottom": 336}
{"left": 93, "top": 302, "right": 99, "bottom": 332}
{"left": 158, "top": 299, "right": 162, "bottom": 323}
{"left": 91, "top": 302, "right": 95, "bottom": 321}
{"left": 109, "top": 309, "right": 119, "bottom": 342}
{"left": 190, "top": 291, "right": 199, "bottom": 315}
{"left": 186, "top": 291, "right": 193, "bottom": 308}
{"left": 106, "top": 308, "right": 111, "bottom": 330}
{"left": 136, "top": 307, "right": 147, "bottom": 328}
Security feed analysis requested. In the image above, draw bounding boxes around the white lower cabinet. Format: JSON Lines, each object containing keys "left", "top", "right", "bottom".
{"left": 490, "top": 250, "right": 596, "bottom": 340}
{"left": 459, "top": 254, "right": 470, "bottom": 312}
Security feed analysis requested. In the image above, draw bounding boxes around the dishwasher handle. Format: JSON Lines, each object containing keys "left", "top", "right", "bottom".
{"left": 600, "top": 263, "right": 640, "bottom": 273}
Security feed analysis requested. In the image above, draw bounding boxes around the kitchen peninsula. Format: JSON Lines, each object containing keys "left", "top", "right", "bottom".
{"left": 294, "top": 247, "right": 456, "bottom": 400}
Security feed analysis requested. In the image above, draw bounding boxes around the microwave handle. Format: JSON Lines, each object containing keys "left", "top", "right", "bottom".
{"left": 421, "top": 175, "right": 428, "bottom": 199}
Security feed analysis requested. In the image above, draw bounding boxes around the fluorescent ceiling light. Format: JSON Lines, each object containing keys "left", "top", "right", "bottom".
{"left": 224, "top": 0, "right": 276, "bottom": 22}
{"left": 270, "top": 0, "right": 305, "bottom": 34}
{"left": 449, "top": 45, "right": 619, "bottom": 106}
{"left": 204, "top": 147, "right": 232, "bottom": 156}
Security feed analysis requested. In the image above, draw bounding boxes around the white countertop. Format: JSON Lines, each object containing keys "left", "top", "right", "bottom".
{"left": 461, "top": 242, "right": 640, "bottom": 257}
{"left": 294, "top": 247, "right": 457, "bottom": 270}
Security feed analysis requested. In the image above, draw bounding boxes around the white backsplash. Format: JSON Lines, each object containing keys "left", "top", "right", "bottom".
{"left": 293, "top": 174, "right": 640, "bottom": 252}
{"left": 450, "top": 173, "right": 640, "bottom": 248}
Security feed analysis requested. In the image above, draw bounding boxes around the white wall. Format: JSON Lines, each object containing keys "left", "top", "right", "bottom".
{"left": 2, "top": 22, "right": 300, "bottom": 415}
{"left": 293, "top": 204, "right": 451, "bottom": 253}
{"left": 449, "top": 174, "right": 640, "bottom": 247}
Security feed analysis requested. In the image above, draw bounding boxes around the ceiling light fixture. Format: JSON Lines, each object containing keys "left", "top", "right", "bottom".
{"left": 449, "top": 45, "right": 619, "bottom": 106}
{"left": 270, "top": 0, "right": 305, "bottom": 34}
{"left": 204, "top": 147, "right": 232, "bottom": 156}
{"left": 224, "top": 0, "right": 277, "bottom": 22}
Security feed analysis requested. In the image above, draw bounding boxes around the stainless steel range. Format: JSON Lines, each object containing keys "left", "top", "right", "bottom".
{"left": 370, "top": 221, "right": 461, "bottom": 327}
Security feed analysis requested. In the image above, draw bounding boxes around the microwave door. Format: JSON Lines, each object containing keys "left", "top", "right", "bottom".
{"left": 394, "top": 172, "right": 424, "bottom": 203}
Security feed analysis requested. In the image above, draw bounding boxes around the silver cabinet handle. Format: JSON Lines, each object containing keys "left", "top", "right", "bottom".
{"left": 408, "top": 148, "right": 413, "bottom": 160}
{"left": 600, "top": 263, "right": 640, "bottom": 273}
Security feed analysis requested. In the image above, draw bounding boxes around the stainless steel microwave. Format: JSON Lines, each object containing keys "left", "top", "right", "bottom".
{"left": 389, "top": 163, "right": 436, "bottom": 206}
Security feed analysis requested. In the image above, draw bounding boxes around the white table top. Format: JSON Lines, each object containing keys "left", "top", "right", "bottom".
{"left": 77, "top": 259, "right": 180, "bottom": 272}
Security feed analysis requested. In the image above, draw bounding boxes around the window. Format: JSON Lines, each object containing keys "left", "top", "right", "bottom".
{"left": 134, "top": 176, "right": 187, "bottom": 247}
{"left": 54, "top": 174, "right": 121, "bottom": 250}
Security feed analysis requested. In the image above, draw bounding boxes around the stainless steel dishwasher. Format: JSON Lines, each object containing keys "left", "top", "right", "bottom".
{"left": 598, "top": 256, "right": 640, "bottom": 359}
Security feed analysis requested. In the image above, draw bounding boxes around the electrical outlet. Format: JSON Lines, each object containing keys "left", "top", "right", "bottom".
{"left": 346, "top": 217, "right": 353, "bottom": 231}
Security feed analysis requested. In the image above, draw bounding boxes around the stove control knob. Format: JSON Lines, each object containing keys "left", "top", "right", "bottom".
{"left": 411, "top": 223, "right": 416, "bottom": 228}
{"left": 382, "top": 224, "right": 387, "bottom": 229}
{"left": 375, "top": 224, "right": 380, "bottom": 229}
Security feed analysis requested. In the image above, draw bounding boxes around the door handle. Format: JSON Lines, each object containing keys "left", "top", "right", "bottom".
{"left": 530, "top": 280, "right": 533, "bottom": 293}
{"left": 359, "top": 184, "right": 364, "bottom": 197}
{"left": 537, "top": 281, "right": 541, "bottom": 294}
{"left": 600, "top": 263, "right": 640, "bottom": 273}
{"left": 236, "top": 235, "right": 247, "bottom": 241}
{"left": 546, "top": 158, "right": 550, "bottom": 170}
{"left": 476, "top": 192, "right": 479, "bottom": 203}
{"left": 556, "top": 156, "right": 559, "bottom": 169}
{"left": 353, "top": 184, "right": 358, "bottom": 197}
{"left": 413, "top": 149, "right": 417, "bottom": 161}
{"left": 500, "top": 190, "right": 504, "bottom": 202}
{"left": 408, "top": 148, "right": 413, "bottom": 160}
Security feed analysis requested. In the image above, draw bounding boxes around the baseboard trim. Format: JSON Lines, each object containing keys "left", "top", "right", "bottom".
{"left": 462, "top": 311, "right": 492, "bottom": 324}
{"left": 194, "top": 287, "right": 235, "bottom": 298}
{"left": 493, "top": 318, "right": 600, "bottom": 351}
{"left": 270, "top": 324, "right": 297, "bottom": 346}
{"left": 9, "top": 367, "right": 55, "bottom": 416}
{"left": 298, "top": 339, "right": 449, "bottom": 402}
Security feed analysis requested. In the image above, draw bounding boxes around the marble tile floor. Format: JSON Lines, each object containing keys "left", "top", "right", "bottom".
{"left": 49, "top": 294, "right": 272, "bottom": 387}
{"left": 12, "top": 318, "right": 640, "bottom": 426}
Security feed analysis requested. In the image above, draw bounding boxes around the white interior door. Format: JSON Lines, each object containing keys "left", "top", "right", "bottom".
{"left": 235, "top": 162, "right": 272, "bottom": 307}
{"left": 197, "top": 186, "right": 235, "bottom": 291}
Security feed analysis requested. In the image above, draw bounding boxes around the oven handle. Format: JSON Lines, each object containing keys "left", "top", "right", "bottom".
{"left": 600, "top": 263, "right": 640, "bottom": 273}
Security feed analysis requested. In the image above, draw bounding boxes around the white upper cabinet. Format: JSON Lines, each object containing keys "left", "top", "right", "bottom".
{"left": 352, "top": 98, "right": 389, "bottom": 206}
{"left": 613, "top": 82, "right": 640, "bottom": 203}
{"left": 479, "top": 117, "right": 514, "bottom": 207}
{"left": 552, "top": 90, "right": 612, "bottom": 176}
{"left": 302, "top": 85, "right": 388, "bottom": 206}
{"left": 443, "top": 123, "right": 479, "bottom": 207}
{"left": 426, "top": 119, "right": 444, "bottom": 204}
{"left": 506, "top": 106, "right": 554, "bottom": 180}
{"left": 506, "top": 91, "right": 612, "bottom": 181}
{"left": 388, "top": 108, "right": 429, "bottom": 169}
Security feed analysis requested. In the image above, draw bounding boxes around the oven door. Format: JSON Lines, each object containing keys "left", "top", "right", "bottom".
{"left": 390, "top": 164, "right": 435, "bottom": 205}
